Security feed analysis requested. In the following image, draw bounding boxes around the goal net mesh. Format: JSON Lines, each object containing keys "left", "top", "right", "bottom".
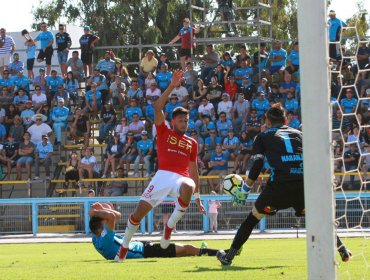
{"left": 330, "top": 18, "right": 370, "bottom": 279}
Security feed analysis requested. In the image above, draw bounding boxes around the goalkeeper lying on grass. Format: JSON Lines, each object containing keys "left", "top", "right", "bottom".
{"left": 89, "top": 202, "right": 231, "bottom": 261}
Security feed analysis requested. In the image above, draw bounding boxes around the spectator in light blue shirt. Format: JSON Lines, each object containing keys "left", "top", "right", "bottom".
{"left": 89, "top": 68, "right": 109, "bottom": 92}
{"left": 127, "top": 81, "right": 144, "bottom": 104}
{"left": 222, "top": 129, "right": 239, "bottom": 162}
{"left": 46, "top": 70, "right": 64, "bottom": 94}
{"left": 251, "top": 92, "right": 270, "bottom": 118}
{"left": 125, "top": 99, "right": 143, "bottom": 122}
{"left": 35, "top": 22, "right": 54, "bottom": 75}
{"left": 165, "top": 94, "right": 182, "bottom": 121}
{"left": 328, "top": 10, "right": 347, "bottom": 60}
{"left": 25, "top": 35, "right": 37, "bottom": 78}
{"left": 216, "top": 112, "right": 233, "bottom": 138}
{"left": 208, "top": 144, "right": 228, "bottom": 192}
{"left": 286, "top": 42, "right": 300, "bottom": 74}
{"left": 96, "top": 51, "right": 116, "bottom": 77}
{"left": 20, "top": 100, "right": 35, "bottom": 128}
{"left": 34, "top": 134, "right": 53, "bottom": 180}
{"left": 134, "top": 130, "right": 153, "bottom": 177}
{"left": 0, "top": 123, "right": 6, "bottom": 142}
{"left": 188, "top": 100, "right": 198, "bottom": 122}
{"left": 8, "top": 53, "right": 24, "bottom": 76}
{"left": 287, "top": 112, "right": 301, "bottom": 130}
{"left": 233, "top": 59, "right": 253, "bottom": 87}
{"left": 268, "top": 40, "right": 287, "bottom": 80}
{"left": 284, "top": 92, "right": 299, "bottom": 114}
{"left": 13, "top": 88, "right": 29, "bottom": 107}
{"left": 204, "top": 127, "right": 222, "bottom": 162}
{"left": 85, "top": 83, "right": 102, "bottom": 116}
{"left": 220, "top": 51, "right": 235, "bottom": 70}
{"left": 156, "top": 63, "right": 172, "bottom": 92}
{"left": 12, "top": 71, "right": 30, "bottom": 92}
{"left": 0, "top": 70, "right": 15, "bottom": 92}
{"left": 340, "top": 88, "right": 357, "bottom": 114}
{"left": 51, "top": 97, "right": 69, "bottom": 145}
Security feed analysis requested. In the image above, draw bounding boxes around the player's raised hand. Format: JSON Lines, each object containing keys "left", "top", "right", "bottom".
{"left": 91, "top": 202, "right": 103, "bottom": 210}
{"left": 170, "top": 70, "right": 184, "bottom": 87}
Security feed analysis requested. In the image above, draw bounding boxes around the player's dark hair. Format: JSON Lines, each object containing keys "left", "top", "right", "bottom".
{"left": 266, "top": 103, "right": 286, "bottom": 126}
{"left": 89, "top": 216, "right": 103, "bottom": 235}
{"left": 172, "top": 107, "right": 189, "bottom": 119}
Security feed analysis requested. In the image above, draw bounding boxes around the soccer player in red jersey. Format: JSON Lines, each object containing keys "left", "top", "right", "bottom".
{"left": 169, "top": 18, "right": 200, "bottom": 70}
{"left": 117, "top": 70, "right": 206, "bottom": 262}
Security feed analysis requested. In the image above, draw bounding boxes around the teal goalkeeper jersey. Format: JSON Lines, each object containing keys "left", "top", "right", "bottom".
{"left": 92, "top": 225, "right": 145, "bottom": 260}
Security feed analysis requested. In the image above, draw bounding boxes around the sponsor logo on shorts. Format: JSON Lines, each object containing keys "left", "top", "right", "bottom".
{"left": 142, "top": 185, "right": 155, "bottom": 199}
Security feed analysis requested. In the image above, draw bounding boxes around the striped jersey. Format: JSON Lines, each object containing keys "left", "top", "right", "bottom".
{"left": 0, "top": 35, "right": 15, "bottom": 55}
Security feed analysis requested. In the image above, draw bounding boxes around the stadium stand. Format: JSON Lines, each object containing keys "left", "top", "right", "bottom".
{"left": 0, "top": 23, "right": 368, "bottom": 199}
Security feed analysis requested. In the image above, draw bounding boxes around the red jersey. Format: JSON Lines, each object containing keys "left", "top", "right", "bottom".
{"left": 156, "top": 122, "right": 198, "bottom": 177}
{"left": 179, "top": 27, "right": 196, "bottom": 49}
{"left": 224, "top": 81, "right": 238, "bottom": 99}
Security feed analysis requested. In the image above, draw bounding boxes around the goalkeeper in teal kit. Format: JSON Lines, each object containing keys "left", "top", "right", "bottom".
{"left": 217, "top": 104, "right": 352, "bottom": 266}
{"left": 89, "top": 202, "right": 230, "bottom": 260}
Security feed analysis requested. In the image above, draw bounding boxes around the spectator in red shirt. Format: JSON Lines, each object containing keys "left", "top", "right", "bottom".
{"left": 169, "top": 18, "right": 200, "bottom": 70}
{"left": 224, "top": 76, "right": 238, "bottom": 101}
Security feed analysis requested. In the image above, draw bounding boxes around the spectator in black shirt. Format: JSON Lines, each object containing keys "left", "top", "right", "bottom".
{"left": 0, "top": 134, "right": 18, "bottom": 179}
{"left": 70, "top": 108, "right": 90, "bottom": 146}
{"left": 79, "top": 26, "right": 99, "bottom": 77}
{"left": 55, "top": 24, "right": 72, "bottom": 77}
{"left": 97, "top": 101, "right": 116, "bottom": 144}
{"left": 239, "top": 76, "right": 257, "bottom": 102}
{"left": 119, "top": 131, "right": 137, "bottom": 176}
{"left": 344, "top": 144, "right": 360, "bottom": 189}
{"left": 244, "top": 109, "right": 261, "bottom": 138}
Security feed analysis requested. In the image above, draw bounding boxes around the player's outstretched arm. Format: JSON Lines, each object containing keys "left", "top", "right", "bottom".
{"left": 153, "top": 70, "right": 184, "bottom": 126}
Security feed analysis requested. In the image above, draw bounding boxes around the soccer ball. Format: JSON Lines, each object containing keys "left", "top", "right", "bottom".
{"left": 223, "top": 174, "right": 244, "bottom": 196}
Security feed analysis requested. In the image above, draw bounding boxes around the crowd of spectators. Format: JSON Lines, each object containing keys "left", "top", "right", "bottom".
{"left": 0, "top": 13, "right": 368, "bottom": 195}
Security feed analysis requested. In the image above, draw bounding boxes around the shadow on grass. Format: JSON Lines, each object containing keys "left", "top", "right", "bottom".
{"left": 185, "top": 265, "right": 285, "bottom": 273}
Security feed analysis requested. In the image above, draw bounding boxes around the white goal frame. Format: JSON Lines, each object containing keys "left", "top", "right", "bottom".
{"left": 297, "top": 0, "right": 337, "bottom": 279}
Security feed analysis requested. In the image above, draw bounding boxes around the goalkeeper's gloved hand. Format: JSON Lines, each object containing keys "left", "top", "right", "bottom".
{"left": 232, "top": 184, "right": 251, "bottom": 206}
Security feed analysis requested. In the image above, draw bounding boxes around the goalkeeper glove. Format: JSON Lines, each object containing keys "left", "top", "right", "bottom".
{"left": 232, "top": 184, "right": 251, "bottom": 206}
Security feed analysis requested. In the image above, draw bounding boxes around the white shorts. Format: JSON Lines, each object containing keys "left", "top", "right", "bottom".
{"left": 0, "top": 54, "right": 11, "bottom": 67}
{"left": 141, "top": 170, "right": 195, "bottom": 207}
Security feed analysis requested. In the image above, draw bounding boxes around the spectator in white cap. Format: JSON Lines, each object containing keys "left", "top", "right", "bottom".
{"left": 51, "top": 97, "right": 69, "bottom": 145}
{"left": 328, "top": 10, "right": 347, "bottom": 61}
{"left": 27, "top": 114, "right": 52, "bottom": 144}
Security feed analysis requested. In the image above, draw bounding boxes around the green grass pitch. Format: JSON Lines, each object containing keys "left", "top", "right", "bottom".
{"left": 0, "top": 238, "right": 368, "bottom": 280}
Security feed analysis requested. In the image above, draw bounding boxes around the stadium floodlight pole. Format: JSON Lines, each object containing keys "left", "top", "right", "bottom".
{"left": 297, "top": 0, "right": 337, "bottom": 279}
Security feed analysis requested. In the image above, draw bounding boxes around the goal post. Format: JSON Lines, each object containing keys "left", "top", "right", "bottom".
{"left": 297, "top": 0, "right": 337, "bottom": 279}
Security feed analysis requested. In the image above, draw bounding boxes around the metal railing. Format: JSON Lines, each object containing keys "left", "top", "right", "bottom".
{"left": 0, "top": 193, "right": 369, "bottom": 236}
